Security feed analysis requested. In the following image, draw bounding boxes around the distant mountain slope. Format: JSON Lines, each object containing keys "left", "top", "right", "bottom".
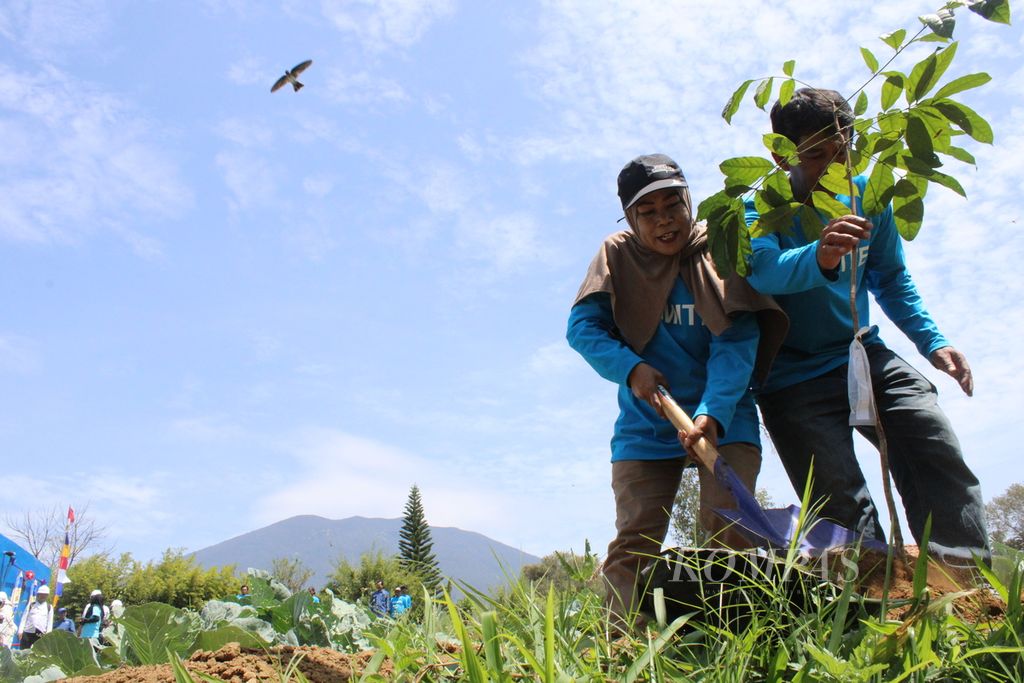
{"left": 190, "top": 515, "right": 540, "bottom": 593}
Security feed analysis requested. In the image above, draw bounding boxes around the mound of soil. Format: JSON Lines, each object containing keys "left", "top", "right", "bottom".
{"left": 63, "top": 643, "right": 389, "bottom": 683}
{"left": 853, "top": 545, "right": 1007, "bottom": 622}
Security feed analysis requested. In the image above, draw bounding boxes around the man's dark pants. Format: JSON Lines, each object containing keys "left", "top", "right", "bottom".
{"left": 757, "top": 343, "right": 989, "bottom": 565}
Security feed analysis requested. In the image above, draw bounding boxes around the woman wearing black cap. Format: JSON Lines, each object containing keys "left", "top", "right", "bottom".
{"left": 567, "top": 154, "right": 785, "bottom": 630}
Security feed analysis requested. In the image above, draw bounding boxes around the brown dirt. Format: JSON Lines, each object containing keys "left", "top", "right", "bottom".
{"left": 63, "top": 643, "right": 391, "bottom": 683}
{"left": 852, "top": 545, "right": 1007, "bottom": 622}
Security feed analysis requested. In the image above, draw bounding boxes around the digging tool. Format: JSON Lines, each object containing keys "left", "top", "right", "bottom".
{"left": 655, "top": 385, "right": 883, "bottom": 554}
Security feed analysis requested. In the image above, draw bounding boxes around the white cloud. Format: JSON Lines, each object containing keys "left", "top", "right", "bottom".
{"left": 170, "top": 416, "right": 248, "bottom": 442}
{"left": 0, "top": 64, "right": 190, "bottom": 252}
{"left": 227, "top": 55, "right": 270, "bottom": 86}
{"left": 324, "top": 70, "right": 408, "bottom": 105}
{"left": 0, "top": 0, "right": 113, "bottom": 60}
{"left": 317, "top": 0, "right": 457, "bottom": 50}
{"left": 215, "top": 151, "right": 277, "bottom": 211}
{"left": 217, "top": 117, "right": 274, "bottom": 147}
{"left": 302, "top": 175, "right": 334, "bottom": 197}
{"left": 0, "top": 334, "right": 40, "bottom": 374}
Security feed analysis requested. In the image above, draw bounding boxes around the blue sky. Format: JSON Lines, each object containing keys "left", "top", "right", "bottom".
{"left": 1, "top": 1, "right": 1022, "bottom": 565}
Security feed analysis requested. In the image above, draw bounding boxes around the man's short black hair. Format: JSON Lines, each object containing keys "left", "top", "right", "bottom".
{"left": 770, "top": 87, "right": 853, "bottom": 146}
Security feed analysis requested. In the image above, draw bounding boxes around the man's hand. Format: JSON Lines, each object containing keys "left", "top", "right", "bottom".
{"left": 816, "top": 215, "right": 872, "bottom": 271}
{"left": 930, "top": 346, "right": 973, "bottom": 396}
{"left": 627, "top": 362, "right": 668, "bottom": 415}
{"left": 677, "top": 414, "right": 720, "bottom": 457}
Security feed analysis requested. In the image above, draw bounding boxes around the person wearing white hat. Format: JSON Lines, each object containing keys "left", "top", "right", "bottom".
{"left": 0, "top": 591, "right": 14, "bottom": 647}
{"left": 18, "top": 584, "right": 52, "bottom": 649}
{"left": 79, "top": 589, "right": 109, "bottom": 644}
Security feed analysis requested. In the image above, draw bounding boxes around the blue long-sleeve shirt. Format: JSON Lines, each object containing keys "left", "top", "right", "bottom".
{"left": 567, "top": 279, "right": 761, "bottom": 461}
{"left": 745, "top": 175, "right": 948, "bottom": 394}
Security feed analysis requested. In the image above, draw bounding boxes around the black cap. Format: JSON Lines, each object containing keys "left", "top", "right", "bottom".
{"left": 617, "top": 154, "right": 688, "bottom": 211}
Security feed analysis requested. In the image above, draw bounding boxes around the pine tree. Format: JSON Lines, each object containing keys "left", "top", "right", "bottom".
{"left": 398, "top": 484, "right": 443, "bottom": 589}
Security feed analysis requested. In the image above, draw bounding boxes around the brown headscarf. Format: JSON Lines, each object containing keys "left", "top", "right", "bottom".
{"left": 573, "top": 219, "right": 788, "bottom": 385}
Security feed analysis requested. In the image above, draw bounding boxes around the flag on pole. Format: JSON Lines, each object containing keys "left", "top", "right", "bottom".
{"left": 54, "top": 531, "right": 71, "bottom": 602}
{"left": 67, "top": 506, "right": 75, "bottom": 524}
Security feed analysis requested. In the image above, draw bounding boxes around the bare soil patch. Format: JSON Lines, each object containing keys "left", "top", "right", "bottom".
{"left": 63, "top": 643, "right": 389, "bottom": 683}
{"left": 854, "top": 545, "right": 1007, "bottom": 622}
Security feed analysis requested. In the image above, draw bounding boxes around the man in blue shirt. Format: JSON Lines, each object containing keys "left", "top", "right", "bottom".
{"left": 53, "top": 607, "right": 76, "bottom": 634}
{"left": 745, "top": 87, "right": 988, "bottom": 568}
{"left": 369, "top": 580, "right": 390, "bottom": 617}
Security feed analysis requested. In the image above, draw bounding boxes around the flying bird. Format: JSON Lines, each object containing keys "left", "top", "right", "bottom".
{"left": 271, "top": 59, "right": 313, "bottom": 93}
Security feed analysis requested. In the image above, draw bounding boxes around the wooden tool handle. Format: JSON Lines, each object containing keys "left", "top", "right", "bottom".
{"left": 656, "top": 385, "right": 720, "bottom": 474}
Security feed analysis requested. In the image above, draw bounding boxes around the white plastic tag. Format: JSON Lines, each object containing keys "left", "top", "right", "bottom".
{"left": 848, "top": 328, "right": 877, "bottom": 426}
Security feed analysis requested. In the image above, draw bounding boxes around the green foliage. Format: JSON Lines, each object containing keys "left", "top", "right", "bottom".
{"left": 670, "top": 468, "right": 776, "bottom": 547}
{"left": 269, "top": 556, "right": 315, "bottom": 594}
{"left": 63, "top": 548, "right": 239, "bottom": 616}
{"left": 325, "top": 549, "right": 423, "bottom": 613}
{"left": 518, "top": 542, "right": 603, "bottom": 596}
{"left": 987, "top": 482, "right": 1024, "bottom": 549}
{"left": 705, "top": 1, "right": 1007, "bottom": 276}
{"left": 120, "top": 602, "right": 202, "bottom": 665}
{"left": 398, "top": 484, "right": 444, "bottom": 590}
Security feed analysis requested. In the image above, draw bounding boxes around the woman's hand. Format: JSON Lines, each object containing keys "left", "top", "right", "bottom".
{"left": 677, "top": 414, "right": 720, "bottom": 458}
{"left": 627, "top": 362, "right": 668, "bottom": 415}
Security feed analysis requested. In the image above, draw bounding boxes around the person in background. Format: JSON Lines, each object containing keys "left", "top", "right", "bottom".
{"left": 307, "top": 587, "right": 320, "bottom": 604}
{"left": 235, "top": 584, "right": 251, "bottom": 603}
{"left": 369, "top": 580, "right": 390, "bottom": 617}
{"left": 390, "top": 587, "right": 407, "bottom": 616}
{"left": 79, "top": 589, "right": 109, "bottom": 644}
{"left": 398, "top": 585, "right": 412, "bottom": 613}
{"left": 53, "top": 607, "right": 76, "bottom": 634}
{"left": 18, "top": 584, "right": 52, "bottom": 649}
{"left": 0, "top": 592, "right": 14, "bottom": 648}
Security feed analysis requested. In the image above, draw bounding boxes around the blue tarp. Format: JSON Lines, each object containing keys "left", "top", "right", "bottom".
{"left": 0, "top": 533, "right": 53, "bottom": 632}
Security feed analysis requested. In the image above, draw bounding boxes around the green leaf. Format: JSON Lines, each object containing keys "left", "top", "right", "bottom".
{"left": 919, "top": 9, "right": 956, "bottom": 38}
{"left": 943, "top": 145, "right": 976, "bottom": 165}
{"left": 28, "top": 630, "right": 104, "bottom": 678}
{"left": 907, "top": 43, "right": 957, "bottom": 103}
{"left": 812, "top": 191, "right": 854, "bottom": 219}
{"left": 782, "top": 59, "right": 795, "bottom": 77}
{"left": 878, "top": 110, "right": 907, "bottom": 137}
{"left": 720, "top": 156, "right": 774, "bottom": 184}
{"left": 817, "top": 162, "right": 856, "bottom": 196}
{"left": 751, "top": 201, "right": 802, "bottom": 238}
{"left": 933, "top": 72, "right": 991, "bottom": 99}
{"left": 853, "top": 91, "right": 868, "bottom": 116}
{"left": 881, "top": 72, "right": 904, "bottom": 110}
{"left": 860, "top": 47, "right": 879, "bottom": 72}
{"left": 798, "top": 204, "right": 825, "bottom": 240}
{"left": 722, "top": 79, "right": 753, "bottom": 123}
{"left": 918, "top": 167, "right": 967, "bottom": 197}
{"left": 913, "top": 516, "right": 933, "bottom": 598}
{"left": 779, "top": 78, "right": 795, "bottom": 107}
{"left": 762, "top": 133, "right": 797, "bottom": 161}
{"left": 892, "top": 176, "right": 927, "bottom": 239}
{"left": 760, "top": 168, "right": 794, "bottom": 205}
{"left": 697, "top": 190, "right": 733, "bottom": 223}
{"left": 849, "top": 148, "right": 870, "bottom": 176}
{"left": 862, "top": 161, "right": 896, "bottom": 215}
{"left": 967, "top": 0, "right": 1011, "bottom": 24}
{"left": 880, "top": 28, "right": 906, "bottom": 50}
{"left": 190, "top": 626, "right": 267, "bottom": 654}
{"left": 932, "top": 98, "right": 994, "bottom": 143}
{"left": 121, "top": 603, "right": 200, "bottom": 665}
{"left": 905, "top": 113, "right": 941, "bottom": 167}
{"left": 706, "top": 199, "right": 751, "bottom": 277}
{"left": 754, "top": 77, "right": 774, "bottom": 110}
